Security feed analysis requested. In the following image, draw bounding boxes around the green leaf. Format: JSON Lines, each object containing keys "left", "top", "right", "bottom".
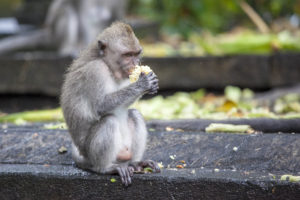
{"left": 144, "top": 167, "right": 154, "bottom": 173}
{"left": 110, "top": 178, "right": 117, "bottom": 183}
{"left": 280, "top": 175, "right": 300, "bottom": 182}
{"left": 205, "top": 123, "right": 252, "bottom": 133}
{"left": 225, "top": 86, "right": 242, "bottom": 103}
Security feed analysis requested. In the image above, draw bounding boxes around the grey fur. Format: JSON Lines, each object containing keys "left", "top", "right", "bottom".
{"left": 61, "top": 23, "right": 158, "bottom": 179}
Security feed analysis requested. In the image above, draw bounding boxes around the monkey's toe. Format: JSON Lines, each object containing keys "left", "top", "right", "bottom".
{"left": 117, "top": 166, "right": 133, "bottom": 186}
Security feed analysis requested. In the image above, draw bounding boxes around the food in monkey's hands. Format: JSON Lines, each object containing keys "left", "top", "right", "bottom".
{"left": 129, "top": 65, "right": 153, "bottom": 83}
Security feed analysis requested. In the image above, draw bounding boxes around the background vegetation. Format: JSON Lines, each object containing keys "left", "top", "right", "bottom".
{"left": 129, "top": 0, "right": 300, "bottom": 37}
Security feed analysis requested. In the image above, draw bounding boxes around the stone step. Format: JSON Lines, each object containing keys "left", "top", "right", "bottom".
{"left": 1, "top": 164, "right": 299, "bottom": 200}
{"left": 1, "top": 122, "right": 300, "bottom": 199}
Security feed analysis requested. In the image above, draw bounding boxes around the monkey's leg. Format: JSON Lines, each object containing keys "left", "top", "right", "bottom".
{"left": 127, "top": 109, "right": 161, "bottom": 173}
{"left": 71, "top": 143, "right": 92, "bottom": 169}
{"left": 56, "top": 6, "right": 79, "bottom": 56}
{"left": 128, "top": 109, "right": 147, "bottom": 161}
{"left": 86, "top": 115, "right": 134, "bottom": 186}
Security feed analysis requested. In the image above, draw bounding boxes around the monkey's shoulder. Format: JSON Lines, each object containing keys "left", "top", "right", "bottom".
{"left": 67, "top": 59, "right": 111, "bottom": 84}
{"left": 83, "top": 60, "right": 112, "bottom": 79}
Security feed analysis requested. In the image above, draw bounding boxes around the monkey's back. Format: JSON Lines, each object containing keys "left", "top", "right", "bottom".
{"left": 61, "top": 59, "right": 106, "bottom": 150}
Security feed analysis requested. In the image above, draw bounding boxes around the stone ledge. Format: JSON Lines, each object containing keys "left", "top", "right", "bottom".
{"left": 1, "top": 122, "right": 300, "bottom": 172}
{"left": 1, "top": 122, "right": 300, "bottom": 199}
{"left": 148, "top": 118, "right": 300, "bottom": 133}
{"left": 1, "top": 164, "right": 299, "bottom": 200}
{"left": 0, "top": 53, "right": 299, "bottom": 95}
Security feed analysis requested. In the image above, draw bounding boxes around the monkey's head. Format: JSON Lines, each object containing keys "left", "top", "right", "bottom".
{"left": 97, "top": 22, "right": 142, "bottom": 80}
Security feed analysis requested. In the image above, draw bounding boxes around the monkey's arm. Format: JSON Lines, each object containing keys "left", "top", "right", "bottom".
{"left": 97, "top": 83, "right": 143, "bottom": 115}
{"left": 97, "top": 72, "right": 158, "bottom": 115}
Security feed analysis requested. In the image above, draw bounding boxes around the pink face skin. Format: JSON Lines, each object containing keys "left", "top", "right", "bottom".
{"left": 102, "top": 37, "right": 142, "bottom": 80}
{"left": 113, "top": 37, "right": 142, "bottom": 78}
{"left": 120, "top": 50, "right": 142, "bottom": 77}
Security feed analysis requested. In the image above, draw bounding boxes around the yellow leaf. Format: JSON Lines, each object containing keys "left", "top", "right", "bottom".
{"left": 217, "top": 100, "right": 237, "bottom": 112}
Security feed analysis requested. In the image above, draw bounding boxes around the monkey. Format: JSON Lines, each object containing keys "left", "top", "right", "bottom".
{"left": 61, "top": 22, "right": 160, "bottom": 186}
{"left": 46, "top": 0, "right": 129, "bottom": 55}
{"left": 0, "top": 0, "right": 128, "bottom": 56}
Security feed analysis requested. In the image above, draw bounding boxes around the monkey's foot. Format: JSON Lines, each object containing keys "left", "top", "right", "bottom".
{"left": 130, "top": 160, "right": 161, "bottom": 173}
{"left": 115, "top": 164, "right": 135, "bottom": 186}
{"left": 105, "top": 163, "right": 134, "bottom": 186}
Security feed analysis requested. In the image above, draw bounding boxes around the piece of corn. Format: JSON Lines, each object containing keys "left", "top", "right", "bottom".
{"left": 176, "top": 164, "right": 184, "bottom": 169}
{"left": 157, "top": 162, "right": 164, "bottom": 169}
{"left": 129, "top": 65, "right": 153, "bottom": 83}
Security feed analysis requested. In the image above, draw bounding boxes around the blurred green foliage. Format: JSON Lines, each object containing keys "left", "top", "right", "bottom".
{"left": 0, "top": 0, "right": 22, "bottom": 17}
{"left": 129, "top": 0, "right": 300, "bottom": 37}
{"left": 1, "top": 87, "right": 299, "bottom": 123}
{"left": 141, "top": 30, "right": 300, "bottom": 56}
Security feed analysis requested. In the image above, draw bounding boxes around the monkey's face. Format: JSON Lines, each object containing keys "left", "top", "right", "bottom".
{"left": 119, "top": 48, "right": 142, "bottom": 76}
{"left": 101, "top": 37, "right": 142, "bottom": 80}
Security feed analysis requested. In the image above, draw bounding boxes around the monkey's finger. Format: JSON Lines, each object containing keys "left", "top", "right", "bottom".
{"left": 146, "top": 72, "right": 154, "bottom": 77}
{"left": 128, "top": 166, "right": 135, "bottom": 177}
{"left": 151, "top": 162, "right": 161, "bottom": 173}
{"left": 148, "top": 72, "right": 156, "bottom": 77}
{"left": 149, "top": 88, "right": 159, "bottom": 94}
{"left": 149, "top": 85, "right": 159, "bottom": 92}
{"left": 117, "top": 168, "right": 127, "bottom": 185}
{"left": 152, "top": 83, "right": 159, "bottom": 89}
{"left": 127, "top": 177, "right": 132, "bottom": 185}
{"left": 129, "top": 163, "right": 138, "bottom": 171}
{"left": 148, "top": 90, "right": 158, "bottom": 95}
{"left": 123, "top": 169, "right": 129, "bottom": 186}
{"left": 147, "top": 161, "right": 155, "bottom": 169}
{"left": 126, "top": 168, "right": 132, "bottom": 184}
{"left": 145, "top": 160, "right": 161, "bottom": 173}
{"left": 150, "top": 79, "right": 159, "bottom": 85}
{"left": 139, "top": 72, "right": 146, "bottom": 78}
{"left": 131, "top": 163, "right": 143, "bottom": 172}
{"left": 148, "top": 73, "right": 157, "bottom": 80}
{"left": 122, "top": 168, "right": 131, "bottom": 186}
{"left": 149, "top": 81, "right": 158, "bottom": 89}
{"left": 153, "top": 163, "right": 161, "bottom": 173}
{"left": 136, "top": 166, "right": 143, "bottom": 172}
{"left": 148, "top": 90, "right": 157, "bottom": 95}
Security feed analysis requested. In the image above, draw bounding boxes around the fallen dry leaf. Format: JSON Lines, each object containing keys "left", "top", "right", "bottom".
{"left": 166, "top": 126, "right": 174, "bottom": 131}
{"left": 58, "top": 146, "right": 67, "bottom": 154}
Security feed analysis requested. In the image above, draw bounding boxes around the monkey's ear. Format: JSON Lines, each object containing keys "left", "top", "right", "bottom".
{"left": 98, "top": 40, "right": 106, "bottom": 56}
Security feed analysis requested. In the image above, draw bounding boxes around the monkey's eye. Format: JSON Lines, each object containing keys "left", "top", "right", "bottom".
{"left": 123, "top": 50, "right": 142, "bottom": 57}
{"left": 135, "top": 50, "right": 142, "bottom": 56}
{"left": 123, "top": 52, "right": 133, "bottom": 57}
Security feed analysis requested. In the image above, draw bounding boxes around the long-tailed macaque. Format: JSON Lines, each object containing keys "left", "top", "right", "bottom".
{"left": 61, "top": 22, "right": 160, "bottom": 186}
{"left": 0, "top": 0, "right": 128, "bottom": 56}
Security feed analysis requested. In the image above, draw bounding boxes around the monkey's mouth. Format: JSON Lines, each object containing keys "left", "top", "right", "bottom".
{"left": 126, "top": 66, "right": 136, "bottom": 76}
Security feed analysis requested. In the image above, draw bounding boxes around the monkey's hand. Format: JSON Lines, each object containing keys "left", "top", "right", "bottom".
{"left": 136, "top": 72, "right": 159, "bottom": 95}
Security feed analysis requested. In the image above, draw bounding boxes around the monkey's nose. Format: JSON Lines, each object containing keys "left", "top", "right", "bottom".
{"left": 133, "top": 58, "right": 140, "bottom": 66}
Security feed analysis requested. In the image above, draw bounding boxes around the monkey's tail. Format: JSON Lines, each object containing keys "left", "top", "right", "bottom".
{"left": 0, "top": 29, "right": 51, "bottom": 55}
{"left": 71, "top": 143, "right": 92, "bottom": 169}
